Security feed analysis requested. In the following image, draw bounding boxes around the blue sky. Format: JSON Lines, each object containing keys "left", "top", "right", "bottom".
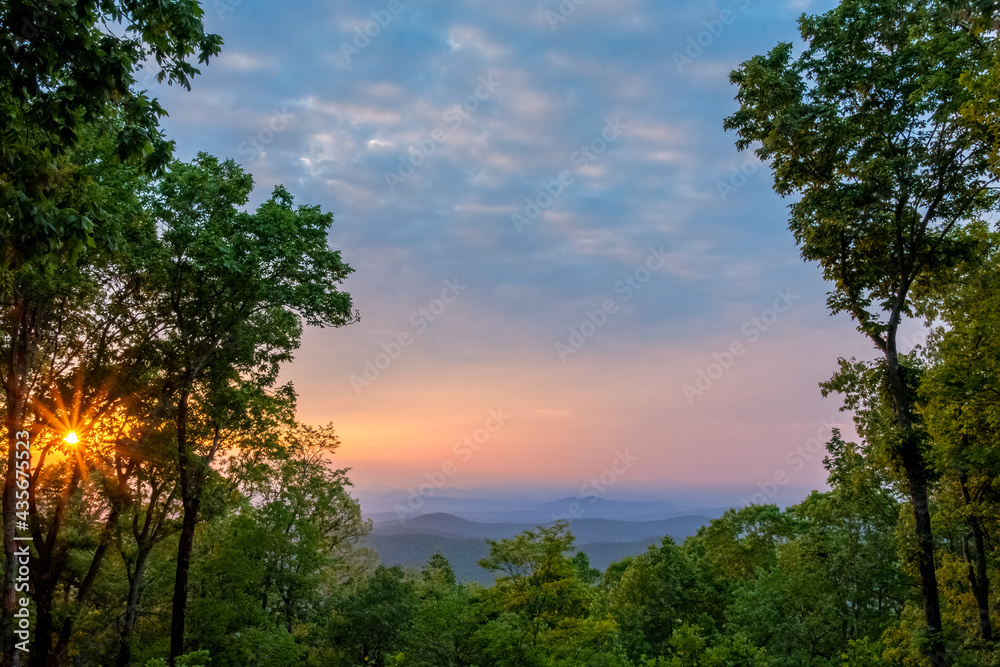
{"left": 148, "top": 0, "right": 906, "bottom": 504}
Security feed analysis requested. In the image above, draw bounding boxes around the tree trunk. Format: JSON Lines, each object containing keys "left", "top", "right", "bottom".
{"left": 959, "top": 472, "right": 992, "bottom": 642}
{"left": 25, "top": 584, "right": 53, "bottom": 667}
{"left": 886, "top": 342, "right": 947, "bottom": 665}
{"left": 899, "top": 440, "right": 946, "bottom": 662}
{"left": 117, "top": 546, "right": 152, "bottom": 667}
{"left": 47, "top": 515, "right": 120, "bottom": 666}
{"left": 169, "top": 389, "right": 200, "bottom": 664}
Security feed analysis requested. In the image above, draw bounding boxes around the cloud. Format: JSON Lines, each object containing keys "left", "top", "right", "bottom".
{"left": 153, "top": 0, "right": 860, "bottom": 491}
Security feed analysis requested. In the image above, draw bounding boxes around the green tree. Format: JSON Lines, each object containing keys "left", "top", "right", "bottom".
{"left": 401, "top": 554, "right": 484, "bottom": 667}
{"left": 113, "top": 438, "right": 183, "bottom": 667}
{"left": 956, "top": 5, "right": 1000, "bottom": 175}
{"left": 599, "top": 537, "right": 720, "bottom": 662}
{"left": 919, "top": 230, "right": 1000, "bottom": 646}
{"left": 476, "top": 522, "right": 618, "bottom": 666}
{"left": 228, "top": 424, "right": 369, "bottom": 636}
{"left": 661, "top": 622, "right": 767, "bottom": 667}
{"left": 728, "top": 489, "right": 902, "bottom": 666}
{"left": 326, "top": 565, "right": 416, "bottom": 667}
{"left": 185, "top": 427, "right": 367, "bottom": 667}
{"left": 685, "top": 504, "right": 796, "bottom": 587}
{"left": 572, "top": 551, "right": 601, "bottom": 585}
{"left": 725, "top": 1, "right": 1000, "bottom": 660}
{"left": 1, "top": 1, "right": 220, "bottom": 659}
{"left": 144, "top": 153, "right": 357, "bottom": 661}
{"left": 2, "top": 130, "right": 170, "bottom": 666}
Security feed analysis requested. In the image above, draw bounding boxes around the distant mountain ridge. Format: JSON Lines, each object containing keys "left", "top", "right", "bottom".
{"left": 363, "top": 533, "right": 664, "bottom": 585}
{"left": 372, "top": 512, "right": 711, "bottom": 544}
{"left": 364, "top": 512, "right": 714, "bottom": 584}
{"left": 361, "top": 492, "right": 728, "bottom": 525}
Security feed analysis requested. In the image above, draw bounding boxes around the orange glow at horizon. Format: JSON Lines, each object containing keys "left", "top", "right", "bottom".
{"left": 287, "top": 326, "right": 867, "bottom": 495}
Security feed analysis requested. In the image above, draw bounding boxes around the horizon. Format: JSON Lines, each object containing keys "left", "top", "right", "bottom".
{"left": 349, "top": 480, "right": 836, "bottom": 519}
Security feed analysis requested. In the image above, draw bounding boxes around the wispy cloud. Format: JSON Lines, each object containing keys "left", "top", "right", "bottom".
{"left": 154, "top": 0, "right": 851, "bottom": 492}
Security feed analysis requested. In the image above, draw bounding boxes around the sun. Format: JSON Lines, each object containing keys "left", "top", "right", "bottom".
{"left": 63, "top": 432, "right": 79, "bottom": 445}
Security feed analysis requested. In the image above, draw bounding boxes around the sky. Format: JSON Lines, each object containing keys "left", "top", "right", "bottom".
{"left": 147, "top": 0, "right": 919, "bottom": 506}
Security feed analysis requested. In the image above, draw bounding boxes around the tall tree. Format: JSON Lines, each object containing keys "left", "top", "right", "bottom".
{"left": 19, "top": 131, "right": 169, "bottom": 667}
{"left": 0, "top": 2, "right": 220, "bottom": 662}
{"left": 146, "top": 154, "right": 357, "bottom": 661}
{"left": 725, "top": 1, "right": 1000, "bottom": 661}
{"left": 919, "top": 228, "right": 1000, "bottom": 644}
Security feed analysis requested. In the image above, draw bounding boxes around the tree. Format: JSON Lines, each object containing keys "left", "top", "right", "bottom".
{"left": 956, "top": 5, "right": 1000, "bottom": 175}
{"left": 401, "top": 554, "right": 484, "bottom": 667}
{"left": 918, "top": 229, "right": 1000, "bottom": 645}
{"left": 684, "top": 504, "right": 796, "bottom": 586}
{"left": 660, "top": 622, "right": 767, "bottom": 667}
{"left": 144, "top": 153, "right": 357, "bottom": 661}
{"left": 227, "top": 425, "right": 369, "bottom": 636}
{"left": 1, "top": 0, "right": 221, "bottom": 183}
{"left": 0, "top": 127, "right": 178, "bottom": 666}
{"left": 185, "top": 427, "right": 368, "bottom": 667}
{"left": 25, "top": 147, "right": 175, "bottom": 667}
{"left": 476, "top": 522, "right": 613, "bottom": 666}
{"left": 599, "top": 537, "right": 719, "bottom": 662}
{"left": 326, "top": 565, "right": 416, "bottom": 667}
{"left": 113, "top": 437, "right": 183, "bottom": 667}
{"left": 724, "top": 1, "right": 1000, "bottom": 661}
{"left": 1, "top": 2, "right": 221, "bottom": 660}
